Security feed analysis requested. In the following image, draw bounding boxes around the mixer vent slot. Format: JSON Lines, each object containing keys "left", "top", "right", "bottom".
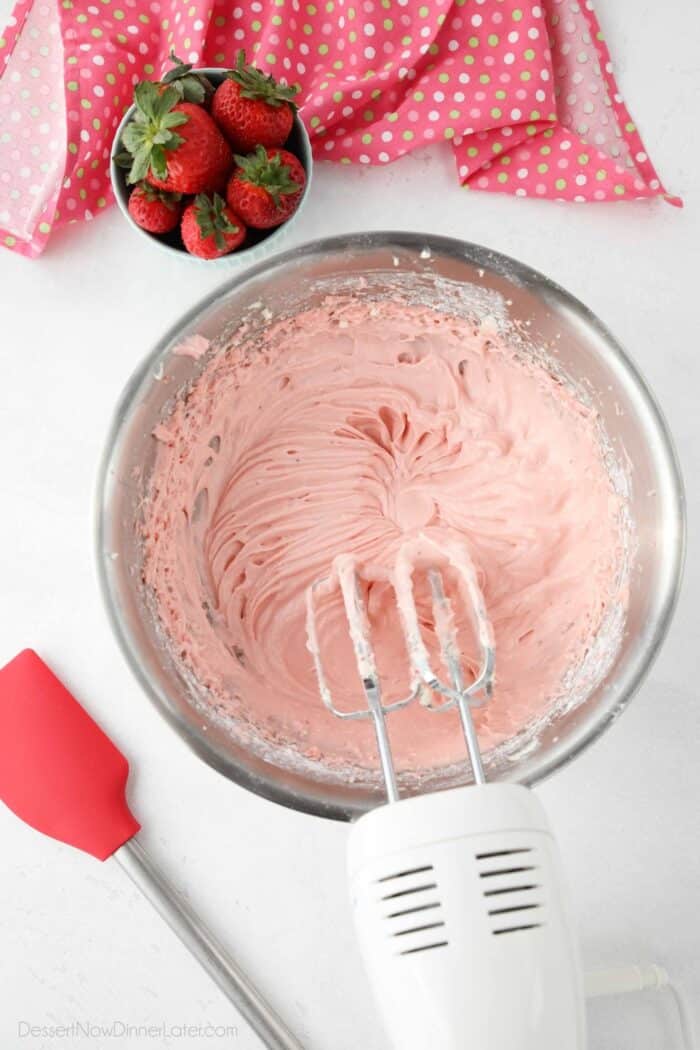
{"left": 378, "top": 864, "right": 448, "bottom": 956}
{"left": 475, "top": 847, "right": 544, "bottom": 935}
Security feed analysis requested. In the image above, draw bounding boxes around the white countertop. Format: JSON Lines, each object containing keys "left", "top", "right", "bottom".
{"left": 1, "top": 1, "right": 698, "bottom": 1047}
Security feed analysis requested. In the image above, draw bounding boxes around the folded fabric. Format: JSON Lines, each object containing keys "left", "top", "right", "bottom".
{"left": 0, "top": 0, "right": 680, "bottom": 258}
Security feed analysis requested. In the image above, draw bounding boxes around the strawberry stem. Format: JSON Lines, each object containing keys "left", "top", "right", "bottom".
{"left": 227, "top": 50, "right": 299, "bottom": 109}
{"left": 234, "top": 145, "right": 301, "bottom": 207}
{"left": 193, "top": 193, "right": 239, "bottom": 250}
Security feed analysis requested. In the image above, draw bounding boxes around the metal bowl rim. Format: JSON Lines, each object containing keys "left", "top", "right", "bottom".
{"left": 94, "top": 230, "right": 686, "bottom": 820}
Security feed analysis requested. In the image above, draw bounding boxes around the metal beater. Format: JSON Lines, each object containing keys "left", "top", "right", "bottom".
{"left": 305, "top": 533, "right": 495, "bottom": 798}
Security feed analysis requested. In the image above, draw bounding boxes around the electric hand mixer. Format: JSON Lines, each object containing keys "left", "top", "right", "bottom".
{"left": 306, "top": 533, "right": 585, "bottom": 1050}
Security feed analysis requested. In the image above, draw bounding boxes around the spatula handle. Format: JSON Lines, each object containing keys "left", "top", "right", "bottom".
{"left": 113, "top": 837, "right": 304, "bottom": 1050}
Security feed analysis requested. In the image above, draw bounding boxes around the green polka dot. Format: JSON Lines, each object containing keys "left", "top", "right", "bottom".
{"left": 555, "top": 178, "right": 566, "bottom": 190}
{"left": 340, "top": 157, "right": 351, "bottom": 164}
{"left": 309, "top": 115, "right": 321, "bottom": 127}
{"left": 614, "top": 184, "right": 625, "bottom": 195}
{"left": 524, "top": 48, "right": 535, "bottom": 61}
{"left": 537, "top": 162, "right": 548, "bottom": 173}
{"left": 138, "top": 12, "right": 149, "bottom": 22}
{"left": 333, "top": 59, "right": 343, "bottom": 69}
{"left": 362, "top": 132, "right": 372, "bottom": 144}
{"left": 437, "top": 12, "right": 445, "bottom": 24}
{"left": 332, "top": 90, "right": 343, "bottom": 102}
{"left": 29, "top": 105, "right": 40, "bottom": 117}
{"left": 214, "top": 14, "right": 225, "bottom": 25}
{"left": 272, "top": 14, "right": 282, "bottom": 24}
{"left": 93, "top": 117, "right": 101, "bottom": 130}
{"left": 413, "top": 90, "right": 424, "bottom": 101}
{"left": 578, "top": 152, "right": 589, "bottom": 164}
{"left": 117, "top": 62, "right": 126, "bottom": 73}
{"left": 464, "top": 54, "right": 474, "bottom": 65}
{"left": 306, "top": 2, "right": 317, "bottom": 12}
{"left": 468, "top": 36, "right": 479, "bottom": 48}
{"left": 530, "top": 110, "right": 540, "bottom": 120}
{"left": 383, "top": 17, "right": 393, "bottom": 29}
{"left": 76, "top": 12, "right": 87, "bottom": 21}
{"left": 387, "top": 111, "right": 399, "bottom": 122}
{"left": 443, "top": 127, "right": 454, "bottom": 139}
{"left": 479, "top": 73, "right": 490, "bottom": 84}
{"left": 326, "top": 0, "right": 334, "bottom": 9}
{"left": 401, "top": 34, "right": 412, "bottom": 44}
{"left": 80, "top": 98, "right": 92, "bottom": 110}
{"left": 491, "top": 107, "right": 501, "bottom": 119}
{"left": 596, "top": 169, "right": 606, "bottom": 181}
{"left": 68, "top": 142, "right": 78, "bottom": 155}
{"left": 403, "top": 129, "right": 414, "bottom": 141}
{"left": 467, "top": 146, "right": 478, "bottom": 157}
{"left": 38, "top": 222, "right": 51, "bottom": 234}
{"left": 143, "top": 63, "right": 154, "bottom": 75}
{"left": 512, "top": 7, "right": 522, "bottom": 19}
{"left": 252, "top": 19, "right": 263, "bottom": 31}
{"left": 418, "top": 4, "right": 429, "bottom": 14}
{"left": 348, "top": 5, "right": 356, "bottom": 17}
{"left": 542, "top": 128, "right": 554, "bottom": 139}
{"left": 348, "top": 29, "right": 357, "bottom": 42}
{"left": 539, "top": 145, "right": 550, "bottom": 155}
{"left": 428, "top": 42, "right": 439, "bottom": 55}
{"left": 363, "top": 109, "right": 373, "bottom": 121}
{"left": 371, "top": 89, "right": 382, "bottom": 100}
{"left": 215, "top": 52, "right": 225, "bottom": 62}
{"left": 0, "top": 36, "right": 5, "bottom": 47}
{"left": 449, "top": 108, "right": 459, "bottom": 119}
{"left": 438, "top": 72, "right": 449, "bottom": 83}
{"left": 116, "top": 33, "right": 127, "bottom": 43}
{"left": 67, "top": 80, "right": 78, "bottom": 91}
{"left": 487, "top": 34, "right": 499, "bottom": 46}
{"left": 497, "top": 172, "right": 508, "bottom": 183}
{"left": 79, "top": 188, "right": 87, "bottom": 200}
{"left": 495, "top": 90, "right": 506, "bottom": 100}
{"left": 625, "top": 122, "right": 636, "bottom": 133}
{"left": 492, "top": 142, "right": 502, "bottom": 154}
{"left": 114, "top": 7, "right": 124, "bottom": 17}
{"left": 500, "top": 156, "right": 511, "bottom": 166}
{"left": 183, "top": 36, "right": 191, "bottom": 48}
{"left": 5, "top": 236, "right": 16, "bottom": 247}
{"left": 520, "top": 70, "right": 531, "bottom": 81}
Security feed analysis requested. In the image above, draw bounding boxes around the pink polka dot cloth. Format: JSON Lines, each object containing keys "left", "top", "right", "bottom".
{"left": 0, "top": 0, "right": 679, "bottom": 258}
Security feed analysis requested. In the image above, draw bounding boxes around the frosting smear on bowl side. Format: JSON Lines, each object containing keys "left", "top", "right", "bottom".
{"left": 142, "top": 296, "right": 625, "bottom": 776}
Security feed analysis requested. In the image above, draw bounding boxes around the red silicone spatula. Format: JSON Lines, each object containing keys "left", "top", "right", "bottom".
{"left": 0, "top": 649, "right": 303, "bottom": 1050}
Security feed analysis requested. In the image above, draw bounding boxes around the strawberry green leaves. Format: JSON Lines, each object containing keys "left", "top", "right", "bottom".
{"left": 234, "top": 145, "right": 301, "bottom": 207}
{"left": 227, "top": 50, "right": 299, "bottom": 109}
{"left": 121, "top": 82, "right": 189, "bottom": 184}
{"left": 161, "top": 51, "right": 215, "bottom": 106}
{"left": 193, "top": 193, "right": 239, "bottom": 250}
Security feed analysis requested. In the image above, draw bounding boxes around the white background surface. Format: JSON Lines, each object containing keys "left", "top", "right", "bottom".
{"left": 1, "top": 1, "right": 698, "bottom": 1047}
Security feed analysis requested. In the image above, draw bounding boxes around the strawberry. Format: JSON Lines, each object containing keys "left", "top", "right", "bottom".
{"left": 181, "top": 193, "right": 246, "bottom": 258}
{"left": 226, "top": 146, "right": 306, "bottom": 229}
{"left": 211, "top": 51, "right": 299, "bottom": 153}
{"left": 127, "top": 183, "right": 182, "bottom": 233}
{"left": 120, "top": 82, "right": 231, "bottom": 195}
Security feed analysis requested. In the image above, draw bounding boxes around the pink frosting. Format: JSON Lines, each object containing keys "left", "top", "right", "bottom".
{"left": 142, "top": 298, "right": 624, "bottom": 776}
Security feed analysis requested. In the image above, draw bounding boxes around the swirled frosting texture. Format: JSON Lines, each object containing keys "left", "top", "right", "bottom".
{"left": 142, "top": 298, "right": 624, "bottom": 775}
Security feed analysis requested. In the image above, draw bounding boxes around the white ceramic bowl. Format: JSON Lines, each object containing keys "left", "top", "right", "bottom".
{"left": 110, "top": 67, "right": 313, "bottom": 265}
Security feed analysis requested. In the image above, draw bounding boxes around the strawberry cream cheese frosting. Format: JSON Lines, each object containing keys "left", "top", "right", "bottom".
{"left": 142, "top": 296, "right": 626, "bottom": 776}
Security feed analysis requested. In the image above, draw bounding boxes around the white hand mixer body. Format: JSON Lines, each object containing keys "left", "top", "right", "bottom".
{"left": 307, "top": 535, "right": 585, "bottom": 1050}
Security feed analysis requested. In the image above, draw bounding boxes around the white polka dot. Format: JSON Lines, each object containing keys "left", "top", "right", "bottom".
{"left": 378, "top": 151, "right": 389, "bottom": 162}
{"left": 363, "top": 22, "right": 375, "bottom": 35}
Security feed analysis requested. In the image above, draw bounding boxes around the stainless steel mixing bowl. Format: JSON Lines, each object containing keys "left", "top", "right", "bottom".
{"left": 96, "top": 232, "right": 685, "bottom": 820}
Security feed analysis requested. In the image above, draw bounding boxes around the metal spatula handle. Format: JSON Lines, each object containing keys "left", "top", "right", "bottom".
{"left": 114, "top": 838, "right": 304, "bottom": 1050}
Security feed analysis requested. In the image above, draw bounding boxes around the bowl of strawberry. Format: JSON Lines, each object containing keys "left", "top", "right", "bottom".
{"left": 111, "top": 52, "right": 311, "bottom": 262}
